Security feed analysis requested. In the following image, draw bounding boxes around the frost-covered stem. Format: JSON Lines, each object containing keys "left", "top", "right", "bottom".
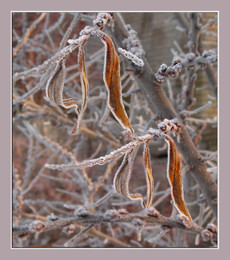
{"left": 64, "top": 224, "right": 95, "bottom": 247}
{"left": 37, "top": 13, "right": 65, "bottom": 41}
{"left": 22, "top": 122, "right": 93, "bottom": 189}
{"left": 204, "top": 63, "right": 217, "bottom": 97}
{"left": 181, "top": 101, "right": 212, "bottom": 117}
{"left": 59, "top": 13, "right": 80, "bottom": 50}
{"left": 187, "top": 13, "right": 201, "bottom": 54}
{"left": 13, "top": 212, "right": 216, "bottom": 242}
{"left": 178, "top": 13, "right": 201, "bottom": 111}
{"left": 173, "top": 13, "right": 190, "bottom": 34}
{"left": 13, "top": 69, "right": 53, "bottom": 105}
{"left": 179, "top": 70, "right": 197, "bottom": 111}
{"left": 13, "top": 35, "right": 88, "bottom": 82}
{"left": 45, "top": 130, "right": 160, "bottom": 170}
{"left": 175, "top": 13, "right": 217, "bottom": 97}
{"left": 109, "top": 13, "right": 217, "bottom": 219}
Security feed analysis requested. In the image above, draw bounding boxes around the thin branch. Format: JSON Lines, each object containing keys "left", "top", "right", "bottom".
{"left": 13, "top": 13, "right": 47, "bottom": 57}
{"left": 45, "top": 130, "right": 161, "bottom": 171}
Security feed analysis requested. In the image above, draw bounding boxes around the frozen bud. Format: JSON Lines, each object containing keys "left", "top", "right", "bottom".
{"left": 118, "top": 208, "right": 129, "bottom": 215}
{"left": 93, "top": 13, "right": 113, "bottom": 28}
{"left": 202, "top": 50, "right": 212, "bottom": 58}
{"left": 158, "top": 122, "right": 167, "bottom": 133}
{"left": 168, "top": 67, "right": 177, "bottom": 78}
{"left": 155, "top": 73, "right": 166, "bottom": 83}
{"left": 187, "top": 64, "right": 195, "bottom": 70}
{"left": 126, "top": 24, "right": 132, "bottom": 30}
{"left": 201, "top": 229, "right": 213, "bottom": 242}
{"left": 79, "top": 26, "right": 92, "bottom": 36}
{"left": 172, "top": 118, "right": 180, "bottom": 127}
{"left": 18, "top": 232, "right": 30, "bottom": 241}
{"left": 177, "top": 214, "right": 192, "bottom": 228}
{"left": 146, "top": 207, "right": 160, "bottom": 218}
{"left": 173, "top": 62, "right": 183, "bottom": 73}
{"left": 164, "top": 118, "right": 170, "bottom": 125}
{"left": 46, "top": 213, "right": 58, "bottom": 222}
{"left": 74, "top": 207, "right": 89, "bottom": 217}
{"left": 207, "top": 223, "right": 217, "bottom": 234}
{"left": 62, "top": 224, "right": 77, "bottom": 234}
{"left": 186, "top": 52, "right": 195, "bottom": 62}
{"left": 172, "top": 57, "right": 181, "bottom": 65}
{"left": 198, "top": 62, "right": 207, "bottom": 69}
{"left": 132, "top": 218, "right": 143, "bottom": 227}
{"left": 29, "top": 220, "right": 45, "bottom": 233}
{"left": 104, "top": 209, "right": 120, "bottom": 219}
{"left": 202, "top": 49, "right": 217, "bottom": 63}
{"left": 159, "top": 64, "right": 168, "bottom": 74}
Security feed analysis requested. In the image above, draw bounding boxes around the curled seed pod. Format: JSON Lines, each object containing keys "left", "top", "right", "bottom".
{"left": 72, "top": 45, "right": 89, "bottom": 135}
{"left": 46, "top": 60, "right": 79, "bottom": 112}
{"left": 164, "top": 135, "right": 192, "bottom": 222}
{"left": 113, "top": 150, "right": 145, "bottom": 207}
{"left": 94, "top": 30, "right": 134, "bottom": 134}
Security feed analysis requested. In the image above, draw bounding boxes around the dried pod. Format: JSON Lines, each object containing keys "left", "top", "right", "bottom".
{"left": 113, "top": 151, "right": 145, "bottom": 207}
{"left": 143, "top": 141, "right": 154, "bottom": 208}
{"left": 46, "top": 60, "right": 80, "bottom": 113}
{"left": 165, "top": 136, "right": 192, "bottom": 221}
{"left": 72, "top": 45, "right": 89, "bottom": 135}
{"left": 95, "top": 30, "right": 134, "bottom": 134}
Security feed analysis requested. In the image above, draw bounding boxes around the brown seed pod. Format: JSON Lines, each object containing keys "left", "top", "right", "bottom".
{"left": 72, "top": 45, "right": 89, "bottom": 135}
{"left": 46, "top": 59, "right": 80, "bottom": 113}
{"left": 143, "top": 140, "right": 154, "bottom": 208}
{"left": 113, "top": 150, "right": 145, "bottom": 207}
{"left": 165, "top": 135, "right": 192, "bottom": 221}
{"left": 94, "top": 30, "right": 134, "bottom": 135}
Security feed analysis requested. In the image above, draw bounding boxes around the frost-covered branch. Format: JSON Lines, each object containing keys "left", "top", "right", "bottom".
{"left": 13, "top": 209, "right": 217, "bottom": 246}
